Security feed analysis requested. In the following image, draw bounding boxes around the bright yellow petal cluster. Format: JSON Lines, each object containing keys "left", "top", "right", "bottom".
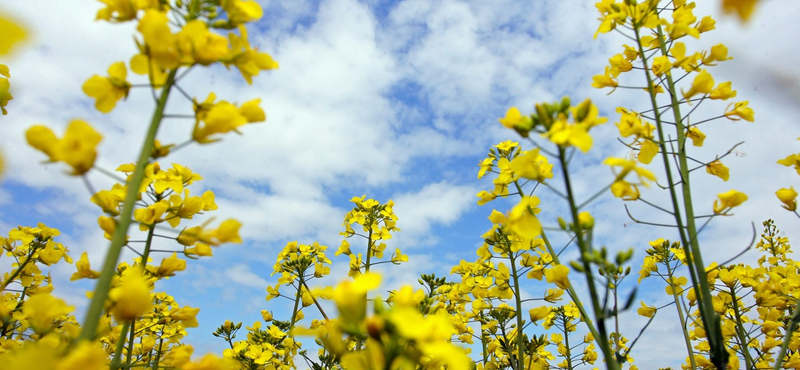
{"left": 26, "top": 120, "right": 103, "bottom": 175}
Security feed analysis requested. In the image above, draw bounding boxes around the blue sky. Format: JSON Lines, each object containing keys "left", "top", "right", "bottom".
{"left": 2, "top": 0, "right": 800, "bottom": 368}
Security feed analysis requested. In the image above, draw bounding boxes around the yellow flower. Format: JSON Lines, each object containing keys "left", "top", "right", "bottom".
{"left": 651, "top": 55, "right": 672, "bottom": 77}
{"left": 611, "top": 180, "right": 640, "bottom": 201}
{"left": 724, "top": 101, "right": 754, "bottom": 122}
{"left": 213, "top": 219, "right": 242, "bottom": 244}
{"left": 638, "top": 140, "right": 658, "bottom": 164}
{"left": 591, "top": 66, "right": 618, "bottom": 90}
{"left": 57, "top": 341, "right": 109, "bottom": 370}
{"left": 637, "top": 301, "right": 656, "bottom": 318}
{"left": 665, "top": 276, "right": 687, "bottom": 295}
{"left": 685, "top": 126, "right": 705, "bottom": 146}
{"left": 71, "top": 252, "right": 101, "bottom": 281}
{"left": 604, "top": 157, "right": 656, "bottom": 186}
{"left": 169, "top": 306, "right": 200, "bottom": 328}
{"left": 510, "top": 148, "right": 553, "bottom": 183}
{"left": 713, "top": 189, "right": 748, "bottom": 215}
{"left": 224, "top": 25, "right": 278, "bottom": 84}
{"left": 709, "top": 81, "right": 737, "bottom": 100}
{"left": 0, "top": 65, "right": 11, "bottom": 115}
{"left": 721, "top": 0, "right": 759, "bottom": 23}
{"left": 154, "top": 252, "right": 186, "bottom": 278}
{"left": 109, "top": 268, "right": 153, "bottom": 321}
{"left": 706, "top": 160, "right": 730, "bottom": 181}
{"left": 26, "top": 120, "right": 103, "bottom": 175}
{"left": 507, "top": 196, "right": 542, "bottom": 239}
{"left": 137, "top": 10, "right": 178, "bottom": 70}
{"left": 545, "top": 265, "right": 570, "bottom": 289}
{"left": 176, "top": 20, "right": 229, "bottom": 66}
{"left": 545, "top": 119, "right": 593, "bottom": 152}
{"left": 0, "top": 15, "right": 28, "bottom": 55}
{"left": 82, "top": 61, "right": 131, "bottom": 113}
{"left": 682, "top": 70, "right": 714, "bottom": 101}
{"left": 221, "top": 0, "right": 264, "bottom": 25}
{"left": 498, "top": 107, "right": 533, "bottom": 132}
{"left": 182, "top": 354, "right": 238, "bottom": 370}
{"left": 776, "top": 187, "right": 797, "bottom": 211}
{"left": 332, "top": 273, "right": 380, "bottom": 324}
{"left": 529, "top": 306, "right": 551, "bottom": 322}
{"left": 608, "top": 54, "right": 632, "bottom": 77}
{"left": 778, "top": 153, "right": 800, "bottom": 175}
{"left": 98, "top": 216, "right": 117, "bottom": 240}
{"left": 22, "top": 293, "right": 74, "bottom": 334}
{"left": 476, "top": 190, "right": 496, "bottom": 206}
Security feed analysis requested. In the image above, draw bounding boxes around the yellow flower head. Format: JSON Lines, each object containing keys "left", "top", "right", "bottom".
{"left": 0, "top": 15, "right": 28, "bottom": 56}
{"left": 545, "top": 265, "right": 570, "bottom": 289}
{"left": 22, "top": 293, "right": 74, "bottom": 334}
{"left": 706, "top": 160, "right": 730, "bottom": 181}
{"left": 713, "top": 189, "right": 748, "bottom": 215}
{"left": 71, "top": 252, "right": 100, "bottom": 281}
{"left": 498, "top": 107, "right": 533, "bottom": 134}
{"left": 109, "top": 267, "right": 153, "bottom": 321}
{"left": 725, "top": 101, "right": 754, "bottom": 122}
{"left": 776, "top": 187, "right": 797, "bottom": 212}
{"left": 510, "top": 148, "right": 553, "bottom": 183}
{"left": 26, "top": 120, "right": 103, "bottom": 175}
{"left": 82, "top": 61, "right": 131, "bottom": 113}
{"left": 507, "top": 196, "right": 542, "bottom": 239}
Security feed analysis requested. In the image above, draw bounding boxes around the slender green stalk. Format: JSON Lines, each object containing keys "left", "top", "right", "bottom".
{"left": 665, "top": 260, "right": 697, "bottom": 370}
{"left": 78, "top": 68, "right": 179, "bottom": 342}
{"left": 301, "top": 280, "right": 329, "bottom": 321}
{"left": 364, "top": 228, "right": 374, "bottom": 273}
{"left": 1, "top": 247, "right": 38, "bottom": 291}
{"left": 729, "top": 286, "right": 754, "bottom": 369}
{"left": 632, "top": 21, "right": 724, "bottom": 369}
{"left": 510, "top": 178, "right": 604, "bottom": 352}
{"left": 772, "top": 297, "right": 800, "bottom": 370}
{"left": 110, "top": 322, "right": 131, "bottom": 370}
{"left": 509, "top": 252, "right": 526, "bottom": 370}
{"left": 123, "top": 225, "right": 156, "bottom": 369}
{"left": 557, "top": 148, "right": 619, "bottom": 370}
{"left": 563, "top": 320, "right": 574, "bottom": 370}
{"left": 289, "top": 279, "right": 303, "bottom": 332}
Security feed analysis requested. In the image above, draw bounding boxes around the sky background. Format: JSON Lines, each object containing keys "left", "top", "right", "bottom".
{"left": 2, "top": 0, "right": 800, "bottom": 368}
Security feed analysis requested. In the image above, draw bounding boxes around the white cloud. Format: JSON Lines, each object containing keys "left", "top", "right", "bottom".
{"left": 392, "top": 181, "right": 476, "bottom": 247}
{"left": 225, "top": 263, "right": 269, "bottom": 288}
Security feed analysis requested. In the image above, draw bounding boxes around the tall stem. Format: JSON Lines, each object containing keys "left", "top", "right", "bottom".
{"left": 509, "top": 252, "right": 526, "bottom": 370}
{"left": 557, "top": 147, "right": 619, "bottom": 370}
{"left": 79, "top": 68, "right": 179, "bottom": 342}
{"left": 665, "top": 260, "right": 697, "bottom": 370}
{"left": 729, "top": 286, "right": 754, "bottom": 369}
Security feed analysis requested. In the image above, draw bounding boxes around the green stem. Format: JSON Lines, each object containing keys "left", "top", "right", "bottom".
{"left": 772, "top": 297, "right": 800, "bottom": 370}
{"left": 78, "top": 68, "right": 179, "bottom": 342}
{"left": 729, "top": 286, "right": 754, "bottom": 369}
{"left": 510, "top": 179, "right": 604, "bottom": 353}
{"left": 557, "top": 147, "right": 619, "bottom": 370}
{"left": 1, "top": 246, "right": 38, "bottom": 291}
{"left": 110, "top": 322, "right": 131, "bottom": 370}
{"left": 632, "top": 21, "right": 723, "bottom": 369}
{"left": 480, "top": 312, "right": 489, "bottom": 366}
{"left": 123, "top": 225, "right": 156, "bottom": 369}
{"left": 564, "top": 321, "right": 573, "bottom": 370}
{"left": 509, "top": 252, "right": 526, "bottom": 370}
{"left": 665, "top": 260, "right": 697, "bottom": 370}
{"left": 301, "top": 280, "right": 329, "bottom": 321}
{"left": 289, "top": 279, "right": 303, "bottom": 332}
{"left": 364, "top": 228, "right": 373, "bottom": 273}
